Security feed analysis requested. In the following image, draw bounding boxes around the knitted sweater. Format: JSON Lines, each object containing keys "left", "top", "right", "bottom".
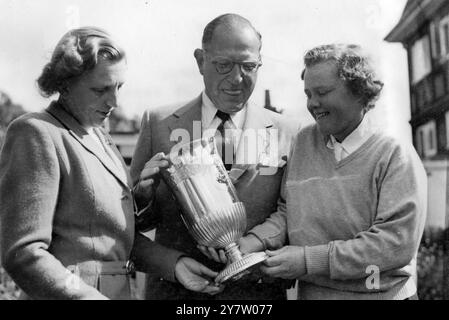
{"left": 250, "top": 124, "right": 427, "bottom": 300}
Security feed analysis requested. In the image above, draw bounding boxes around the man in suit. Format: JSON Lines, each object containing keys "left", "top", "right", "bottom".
{"left": 130, "top": 13, "right": 297, "bottom": 299}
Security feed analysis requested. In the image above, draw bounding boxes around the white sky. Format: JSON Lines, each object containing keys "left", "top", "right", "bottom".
{"left": 0, "top": 0, "right": 410, "bottom": 142}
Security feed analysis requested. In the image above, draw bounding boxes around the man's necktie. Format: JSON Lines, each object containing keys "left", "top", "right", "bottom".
{"left": 215, "top": 110, "right": 235, "bottom": 171}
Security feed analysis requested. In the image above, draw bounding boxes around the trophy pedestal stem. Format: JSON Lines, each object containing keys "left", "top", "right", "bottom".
{"left": 225, "top": 243, "right": 243, "bottom": 263}
{"left": 215, "top": 246, "right": 268, "bottom": 284}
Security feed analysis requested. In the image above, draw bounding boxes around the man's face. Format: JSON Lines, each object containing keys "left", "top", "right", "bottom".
{"left": 195, "top": 25, "right": 261, "bottom": 114}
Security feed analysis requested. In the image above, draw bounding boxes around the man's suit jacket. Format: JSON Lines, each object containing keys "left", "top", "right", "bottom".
{"left": 0, "top": 102, "right": 180, "bottom": 299}
{"left": 130, "top": 95, "right": 298, "bottom": 299}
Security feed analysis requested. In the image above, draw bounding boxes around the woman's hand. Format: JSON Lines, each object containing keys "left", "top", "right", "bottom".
{"left": 197, "top": 234, "right": 265, "bottom": 265}
{"left": 174, "top": 256, "right": 224, "bottom": 295}
{"left": 260, "top": 246, "right": 306, "bottom": 279}
{"left": 238, "top": 234, "right": 265, "bottom": 255}
{"left": 133, "top": 152, "right": 169, "bottom": 203}
{"left": 197, "top": 245, "right": 228, "bottom": 264}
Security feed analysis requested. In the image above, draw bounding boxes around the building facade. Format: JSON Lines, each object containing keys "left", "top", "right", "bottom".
{"left": 386, "top": 0, "right": 449, "bottom": 231}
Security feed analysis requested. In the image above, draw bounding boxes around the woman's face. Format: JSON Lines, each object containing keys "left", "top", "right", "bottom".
{"left": 64, "top": 58, "right": 127, "bottom": 130}
{"left": 304, "top": 61, "right": 365, "bottom": 142}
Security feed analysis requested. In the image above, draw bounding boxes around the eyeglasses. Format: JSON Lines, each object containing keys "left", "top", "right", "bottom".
{"left": 205, "top": 52, "right": 262, "bottom": 75}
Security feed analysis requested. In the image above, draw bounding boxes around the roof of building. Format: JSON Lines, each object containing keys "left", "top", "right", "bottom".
{"left": 385, "top": 0, "right": 448, "bottom": 44}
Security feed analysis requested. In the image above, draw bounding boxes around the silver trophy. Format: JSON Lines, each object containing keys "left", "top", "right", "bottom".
{"left": 161, "top": 137, "right": 267, "bottom": 284}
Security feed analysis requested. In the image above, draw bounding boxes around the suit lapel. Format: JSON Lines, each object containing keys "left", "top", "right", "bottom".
{"left": 167, "top": 95, "right": 202, "bottom": 151}
{"left": 234, "top": 102, "right": 274, "bottom": 167}
{"left": 97, "top": 128, "right": 133, "bottom": 187}
{"left": 46, "top": 102, "right": 131, "bottom": 189}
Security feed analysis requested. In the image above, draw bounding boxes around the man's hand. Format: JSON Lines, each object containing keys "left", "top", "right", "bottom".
{"left": 174, "top": 257, "right": 224, "bottom": 295}
{"left": 260, "top": 246, "right": 306, "bottom": 280}
{"left": 133, "top": 152, "right": 169, "bottom": 204}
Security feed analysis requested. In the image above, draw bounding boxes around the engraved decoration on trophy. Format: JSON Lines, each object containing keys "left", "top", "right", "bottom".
{"left": 160, "top": 137, "right": 267, "bottom": 284}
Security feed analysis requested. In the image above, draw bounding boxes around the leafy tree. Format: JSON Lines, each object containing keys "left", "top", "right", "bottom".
{"left": 0, "top": 90, "right": 26, "bottom": 299}
{"left": 0, "top": 90, "right": 26, "bottom": 147}
{"left": 0, "top": 91, "right": 26, "bottom": 126}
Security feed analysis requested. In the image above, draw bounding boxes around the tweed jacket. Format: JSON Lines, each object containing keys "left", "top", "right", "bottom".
{"left": 0, "top": 102, "right": 180, "bottom": 299}
{"left": 130, "top": 94, "right": 298, "bottom": 299}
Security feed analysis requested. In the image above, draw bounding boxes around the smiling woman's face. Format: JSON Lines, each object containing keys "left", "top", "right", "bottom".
{"left": 304, "top": 61, "right": 365, "bottom": 142}
{"left": 64, "top": 58, "right": 127, "bottom": 131}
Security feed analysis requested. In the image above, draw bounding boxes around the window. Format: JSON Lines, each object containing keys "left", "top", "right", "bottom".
{"left": 440, "top": 16, "right": 449, "bottom": 57}
{"left": 437, "top": 117, "right": 447, "bottom": 151}
{"left": 411, "top": 35, "right": 432, "bottom": 83}
{"left": 445, "top": 111, "right": 449, "bottom": 149}
{"left": 416, "top": 128, "right": 424, "bottom": 157}
{"left": 429, "top": 128, "right": 434, "bottom": 149}
{"left": 430, "top": 21, "right": 441, "bottom": 58}
{"left": 416, "top": 121, "right": 437, "bottom": 158}
{"left": 443, "top": 24, "right": 449, "bottom": 53}
{"left": 428, "top": 122, "right": 437, "bottom": 157}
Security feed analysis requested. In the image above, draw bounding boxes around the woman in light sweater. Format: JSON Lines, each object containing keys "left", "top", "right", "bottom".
{"left": 240, "top": 44, "right": 428, "bottom": 299}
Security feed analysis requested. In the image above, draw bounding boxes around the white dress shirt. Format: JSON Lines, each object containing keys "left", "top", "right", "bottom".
{"left": 201, "top": 91, "right": 247, "bottom": 153}
{"left": 326, "top": 116, "right": 374, "bottom": 161}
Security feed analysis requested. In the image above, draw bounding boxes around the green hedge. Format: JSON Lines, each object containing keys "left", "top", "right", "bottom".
{"left": 0, "top": 267, "right": 20, "bottom": 300}
{"left": 417, "top": 227, "right": 446, "bottom": 300}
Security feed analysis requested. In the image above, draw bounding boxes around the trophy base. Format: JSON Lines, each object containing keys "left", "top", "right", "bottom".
{"left": 214, "top": 251, "right": 268, "bottom": 284}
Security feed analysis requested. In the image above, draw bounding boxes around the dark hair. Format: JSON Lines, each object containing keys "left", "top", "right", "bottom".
{"left": 202, "top": 13, "right": 262, "bottom": 50}
{"left": 301, "top": 44, "right": 384, "bottom": 111}
{"left": 37, "top": 27, "right": 125, "bottom": 97}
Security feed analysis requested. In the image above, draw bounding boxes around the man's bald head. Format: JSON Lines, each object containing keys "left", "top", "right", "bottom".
{"left": 194, "top": 13, "right": 262, "bottom": 113}
{"left": 202, "top": 13, "right": 262, "bottom": 51}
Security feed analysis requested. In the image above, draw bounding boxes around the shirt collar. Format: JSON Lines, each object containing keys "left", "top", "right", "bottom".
{"left": 201, "top": 91, "right": 246, "bottom": 130}
{"left": 326, "top": 115, "right": 373, "bottom": 154}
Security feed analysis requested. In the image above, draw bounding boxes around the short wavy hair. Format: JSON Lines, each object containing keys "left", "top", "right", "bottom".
{"left": 37, "top": 27, "right": 125, "bottom": 97}
{"left": 301, "top": 44, "right": 384, "bottom": 111}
